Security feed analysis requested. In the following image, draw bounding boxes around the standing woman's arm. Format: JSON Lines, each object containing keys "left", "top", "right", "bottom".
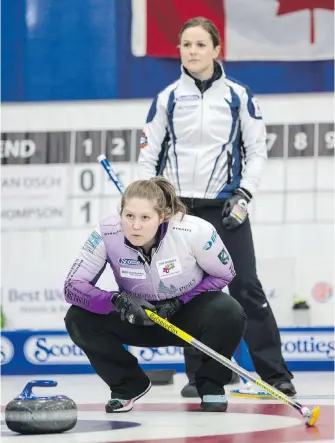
{"left": 138, "top": 93, "right": 169, "bottom": 178}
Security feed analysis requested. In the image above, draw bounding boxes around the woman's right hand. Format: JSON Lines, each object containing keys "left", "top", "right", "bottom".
{"left": 112, "top": 292, "right": 157, "bottom": 326}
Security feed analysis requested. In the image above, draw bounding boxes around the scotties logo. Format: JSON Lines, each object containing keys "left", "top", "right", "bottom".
{"left": 118, "top": 258, "right": 142, "bottom": 266}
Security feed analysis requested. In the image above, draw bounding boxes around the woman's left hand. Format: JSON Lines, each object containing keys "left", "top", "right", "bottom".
{"left": 155, "top": 298, "right": 182, "bottom": 320}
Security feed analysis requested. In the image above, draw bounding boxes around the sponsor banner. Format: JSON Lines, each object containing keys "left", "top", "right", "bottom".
{"left": 281, "top": 331, "right": 334, "bottom": 361}
{"left": 128, "top": 346, "right": 185, "bottom": 364}
{"left": 239, "top": 328, "right": 334, "bottom": 372}
{"left": 1, "top": 328, "right": 333, "bottom": 375}
{"left": 1, "top": 286, "right": 70, "bottom": 329}
{"left": 0, "top": 331, "right": 95, "bottom": 375}
{"left": 0, "top": 239, "right": 120, "bottom": 329}
{"left": 23, "top": 335, "right": 89, "bottom": 365}
{"left": 1, "top": 336, "right": 14, "bottom": 365}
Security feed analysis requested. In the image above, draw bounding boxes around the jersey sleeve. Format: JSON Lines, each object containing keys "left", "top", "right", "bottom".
{"left": 64, "top": 226, "right": 118, "bottom": 314}
{"left": 239, "top": 87, "right": 267, "bottom": 196}
{"left": 179, "top": 222, "right": 235, "bottom": 304}
{"left": 137, "top": 93, "right": 168, "bottom": 179}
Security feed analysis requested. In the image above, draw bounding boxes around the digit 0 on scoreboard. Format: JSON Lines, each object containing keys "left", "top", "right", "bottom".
{"left": 71, "top": 164, "right": 103, "bottom": 197}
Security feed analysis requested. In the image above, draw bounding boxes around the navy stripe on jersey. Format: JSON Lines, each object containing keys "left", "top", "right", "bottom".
{"left": 146, "top": 95, "right": 158, "bottom": 123}
{"left": 166, "top": 89, "right": 181, "bottom": 193}
{"left": 205, "top": 86, "right": 241, "bottom": 198}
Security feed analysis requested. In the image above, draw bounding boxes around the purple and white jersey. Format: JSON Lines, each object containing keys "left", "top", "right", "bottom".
{"left": 64, "top": 213, "right": 235, "bottom": 314}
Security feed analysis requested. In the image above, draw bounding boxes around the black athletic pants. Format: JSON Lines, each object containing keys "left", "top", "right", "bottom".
{"left": 65, "top": 291, "right": 246, "bottom": 398}
{"left": 181, "top": 198, "right": 293, "bottom": 384}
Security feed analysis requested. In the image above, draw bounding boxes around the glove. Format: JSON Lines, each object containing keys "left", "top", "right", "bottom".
{"left": 222, "top": 188, "right": 251, "bottom": 230}
{"left": 112, "top": 292, "right": 156, "bottom": 326}
{"left": 155, "top": 298, "right": 182, "bottom": 320}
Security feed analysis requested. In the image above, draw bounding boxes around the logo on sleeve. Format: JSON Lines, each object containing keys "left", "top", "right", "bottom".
{"left": 156, "top": 257, "right": 182, "bottom": 279}
{"left": 203, "top": 229, "right": 217, "bottom": 250}
{"left": 83, "top": 229, "right": 102, "bottom": 254}
{"left": 140, "top": 131, "right": 148, "bottom": 149}
{"left": 252, "top": 97, "right": 262, "bottom": 118}
{"left": 218, "top": 248, "right": 229, "bottom": 265}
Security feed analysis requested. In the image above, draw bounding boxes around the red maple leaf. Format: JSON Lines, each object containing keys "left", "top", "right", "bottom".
{"left": 277, "top": 0, "right": 334, "bottom": 44}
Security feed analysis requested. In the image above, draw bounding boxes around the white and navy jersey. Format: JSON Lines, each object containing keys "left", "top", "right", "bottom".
{"left": 64, "top": 213, "right": 235, "bottom": 314}
{"left": 138, "top": 63, "right": 267, "bottom": 199}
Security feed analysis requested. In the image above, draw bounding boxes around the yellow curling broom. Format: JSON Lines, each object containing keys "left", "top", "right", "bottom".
{"left": 230, "top": 386, "right": 272, "bottom": 398}
{"left": 145, "top": 309, "right": 320, "bottom": 428}
{"left": 230, "top": 371, "right": 272, "bottom": 399}
{"left": 98, "top": 155, "right": 320, "bottom": 427}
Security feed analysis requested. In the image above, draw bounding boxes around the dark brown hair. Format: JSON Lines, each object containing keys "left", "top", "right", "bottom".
{"left": 121, "top": 176, "right": 187, "bottom": 220}
{"left": 179, "top": 16, "right": 221, "bottom": 49}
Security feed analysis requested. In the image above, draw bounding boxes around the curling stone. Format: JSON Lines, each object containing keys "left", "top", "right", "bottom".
{"left": 5, "top": 380, "right": 77, "bottom": 435}
{"left": 144, "top": 369, "right": 176, "bottom": 385}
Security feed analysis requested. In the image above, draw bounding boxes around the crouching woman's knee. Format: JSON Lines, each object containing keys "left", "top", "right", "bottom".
{"left": 213, "top": 293, "right": 247, "bottom": 338}
{"left": 64, "top": 306, "right": 93, "bottom": 350}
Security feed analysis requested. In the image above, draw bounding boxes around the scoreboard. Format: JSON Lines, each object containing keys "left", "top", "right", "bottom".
{"left": 1, "top": 123, "right": 334, "bottom": 231}
{"left": 1, "top": 130, "right": 141, "bottom": 230}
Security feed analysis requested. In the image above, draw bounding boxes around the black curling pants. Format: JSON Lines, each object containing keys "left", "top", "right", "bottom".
{"left": 65, "top": 291, "right": 246, "bottom": 399}
{"left": 181, "top": 198, "right": 293, "bottom": 385}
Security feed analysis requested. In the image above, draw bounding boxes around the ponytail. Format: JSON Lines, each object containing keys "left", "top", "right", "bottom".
{"left": 149, "top": 176, "right": 187, "bottom": 220}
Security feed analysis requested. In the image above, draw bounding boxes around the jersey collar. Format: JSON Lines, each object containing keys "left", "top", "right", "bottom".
{"left": 180, "top": 61, "right": 225, "bottom": 92}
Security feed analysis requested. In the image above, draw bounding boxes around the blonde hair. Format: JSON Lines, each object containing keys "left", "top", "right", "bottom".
{"left": 121, "top": 177, "right": 187, "bottom": 220}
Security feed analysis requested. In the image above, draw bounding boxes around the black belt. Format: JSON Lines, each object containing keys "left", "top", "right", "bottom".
{"left": 180, "top": 197, "right": 226, "bottom": 209}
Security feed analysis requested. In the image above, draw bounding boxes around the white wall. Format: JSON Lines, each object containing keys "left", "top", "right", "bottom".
{"left": 1, "top": 93, "right": 334, "bottom": 131}
{"left": 1, "top": 93, "right": 334, "bottom": 329}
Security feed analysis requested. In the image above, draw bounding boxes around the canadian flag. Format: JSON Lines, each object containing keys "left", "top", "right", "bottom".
{"left": 131, "top": 0, "right": 334, "bottom": 60}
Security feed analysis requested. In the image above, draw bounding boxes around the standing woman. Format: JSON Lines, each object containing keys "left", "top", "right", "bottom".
{"left": 138, "top": 16, "right": 296, "bottom": 397}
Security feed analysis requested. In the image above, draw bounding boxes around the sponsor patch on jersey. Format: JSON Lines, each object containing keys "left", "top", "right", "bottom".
{"left": 218, "top": 248, "right": 229, "bottom": 265}
{"left": 118, "top": 258, "right": 142, "bottom": 266}
{"left": 251, "top": 96, "right": 262, "bottom": 118}
{"left": 156, "top": 257, "right": 182, "bottom": 279}
{"left": 82, "top": 229, "right": 102, "bottom": 254}
{"left": 173, "top": 227, "right": 191, "bottom": 232}
{"left": 120, "top": 268, "right": 146, "bottom": 280}
{"left": 140, "top": 131, "right": 148, "bottom": 149}
{"left": 104, "top": 229, "right": 122, "bottom": 236}
{"left": 176, "top": 94, "right": 200, "bottom": 101}
{"left": 203, "top": 229, "right": 217, "bottom": 250}
{"left": 157, "top": 280, "right": 177, "bottom": 295}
